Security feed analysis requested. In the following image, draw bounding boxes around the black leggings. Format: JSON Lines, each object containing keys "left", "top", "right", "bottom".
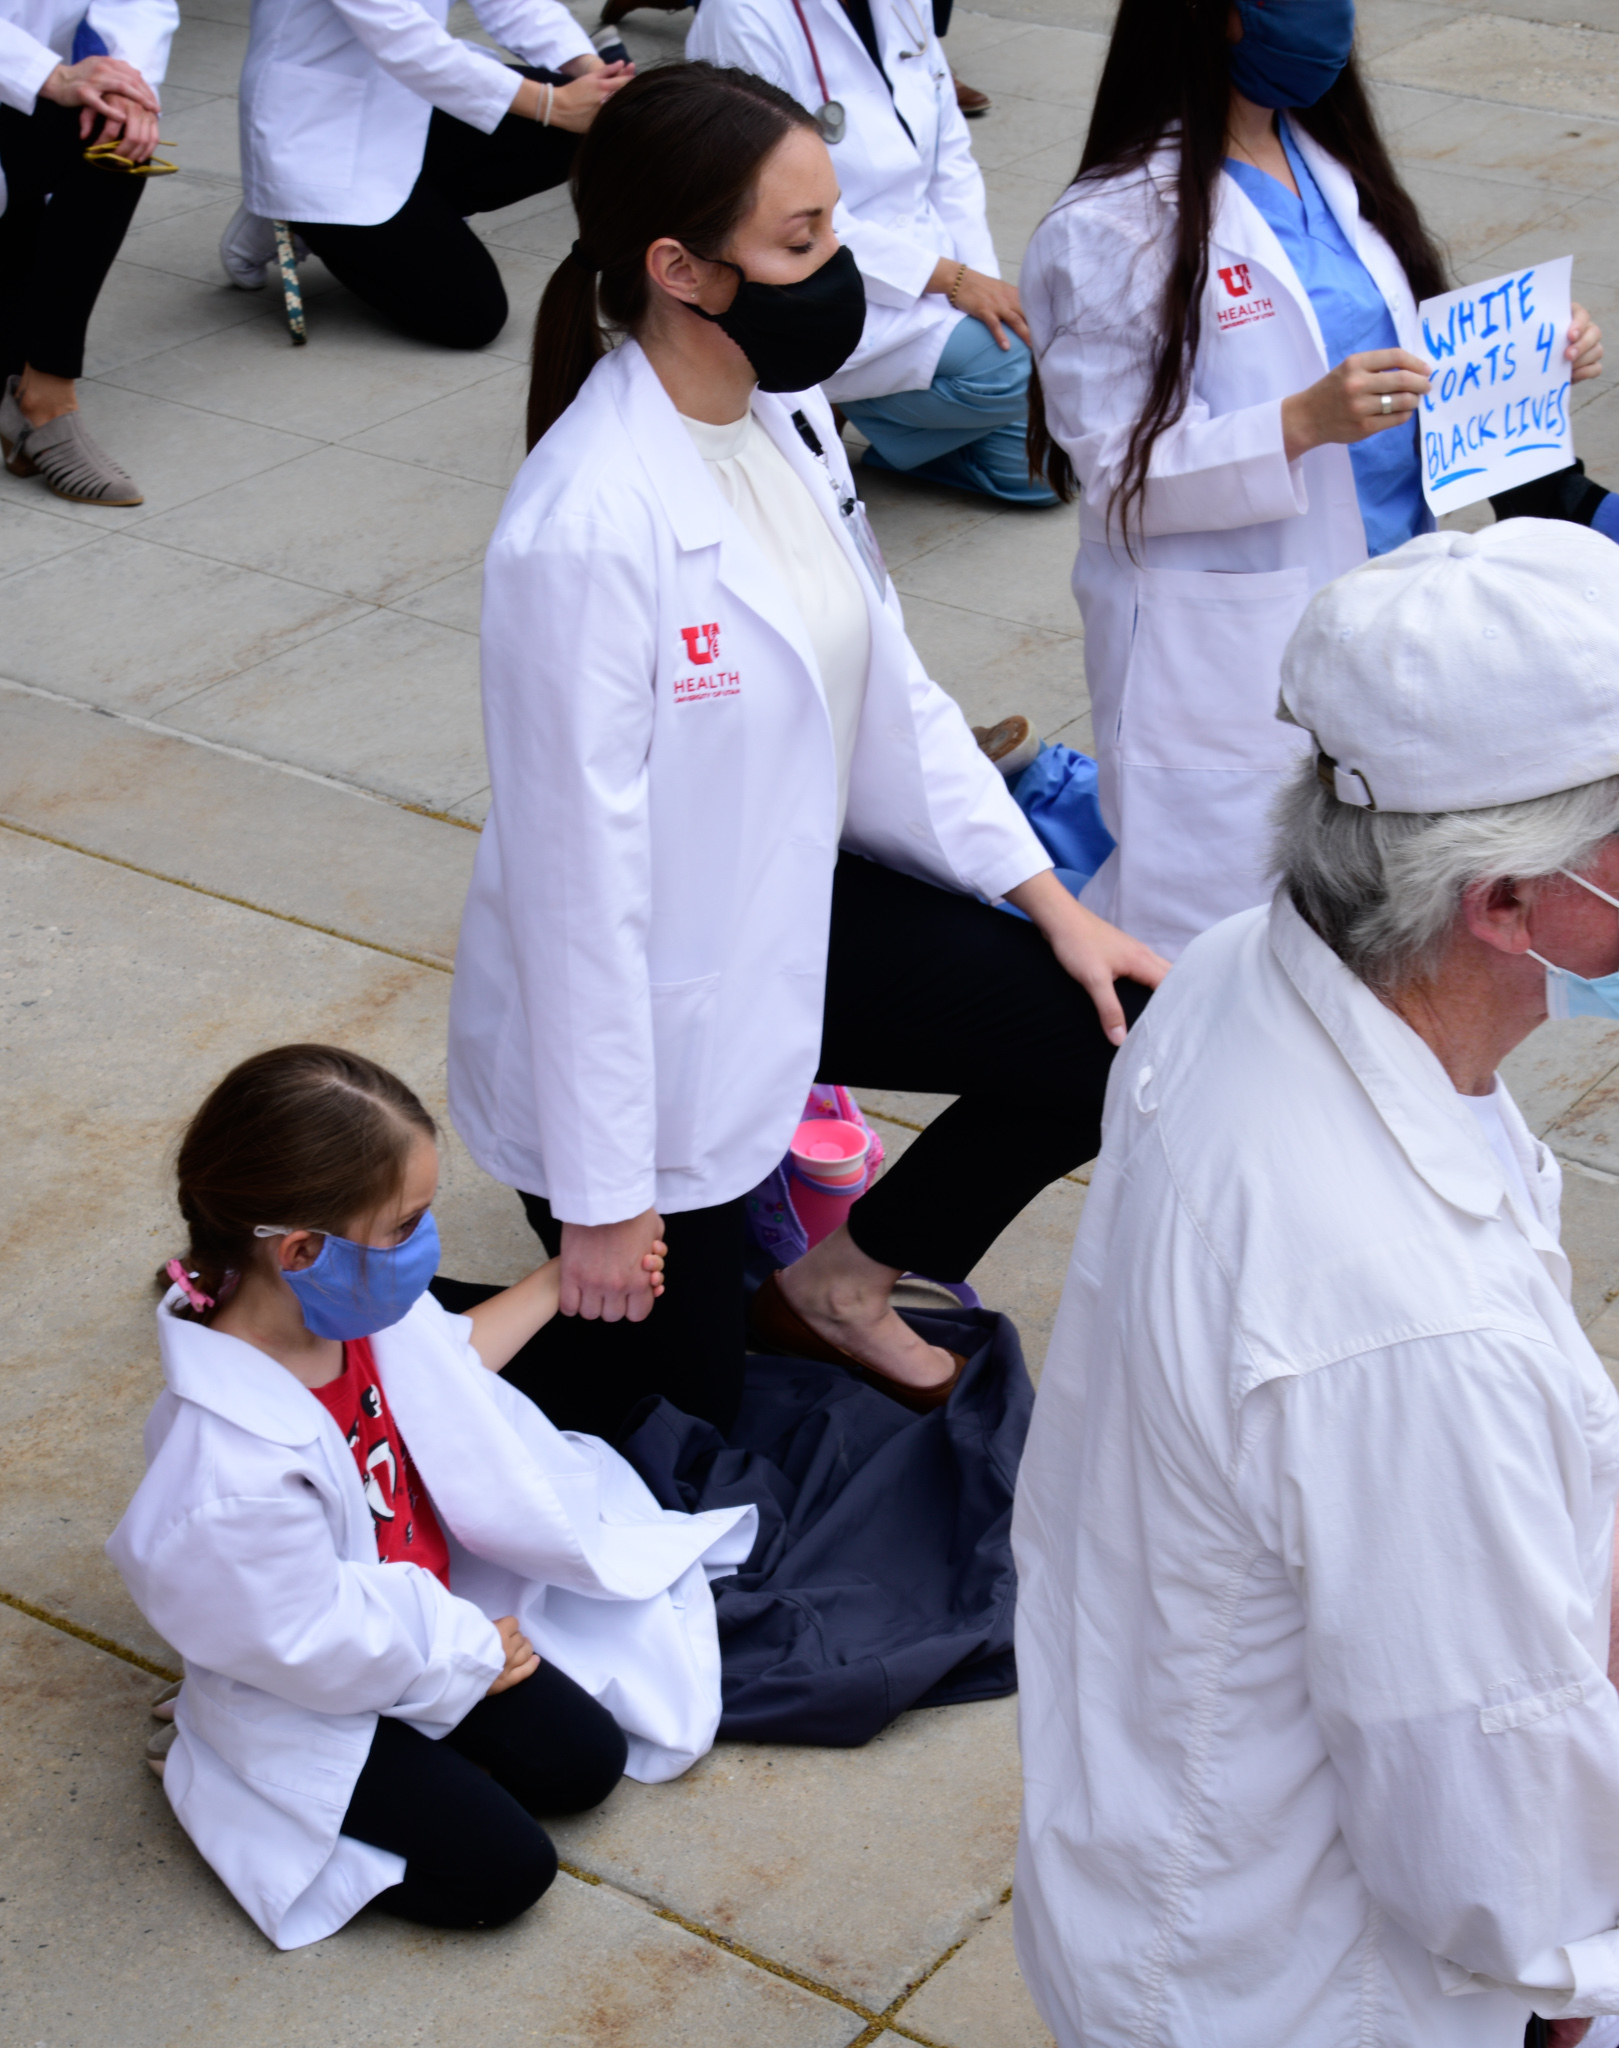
{"left": 292, "top": 73, "right": 575, "bottom": 351}
{"left": 0, "top": 98, "right": 147, "bottom": 382}
{"left": 490, "top": 854, "right": 1147, "bottom": 1441}
{"left": 341, "top": 1658, "right": 627, "bottom": 1929}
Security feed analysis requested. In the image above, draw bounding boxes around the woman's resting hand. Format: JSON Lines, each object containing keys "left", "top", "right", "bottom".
{"left": 511, "top": 63, "right": 633, "bottom": 133}
{"left": 559, "top": 1208, "right": 667, "bottom": 1323}
{"left": 41, "top": 55, "right": 159, "bottom": 127}
{"left": 487, "top": 1615, "right": 540, "bottom": 1695}
{"left": 1005, "top": 870, "right": 1170, "bottom": 1046}
{"left": 1281, "top": 347, "right": 1431, "bottom": 462}
{"left": 928, "top": 260, "right": 1031, "bottom": 350}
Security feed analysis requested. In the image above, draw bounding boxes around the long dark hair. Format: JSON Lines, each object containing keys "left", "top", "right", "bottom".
{"left": 1027, "top": 0, "right": 1447, "bottom": 536}
{"left": 526, "top": 62, "right": 817, "bottom": 450}
{"left": 162, "top": 1044, "right": 436, "bottom": 1319}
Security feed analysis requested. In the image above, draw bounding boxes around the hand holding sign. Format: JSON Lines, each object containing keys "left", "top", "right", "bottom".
{"left": 1417, "top": 257, "right": 1575, "bottom": 515}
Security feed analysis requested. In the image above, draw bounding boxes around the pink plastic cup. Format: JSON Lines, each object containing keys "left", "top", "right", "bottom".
{"left": 789, "top": 1118, "right": 870, "bottom": 1190}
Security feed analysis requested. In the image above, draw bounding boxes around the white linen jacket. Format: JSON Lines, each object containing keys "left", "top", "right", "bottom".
{"left": 685, "top": 0, "right": 996, "bottom": 402}
{"left": 1013, "top": 894, "right": 1619, "bottom": 2047}
{"left": 448, "top": 340, "right": 1047, "bottom": 1225}
{"left": 0, "top": 0, "right": 174, "bottom": 115}
{"left": 1023, "top": 130, "right": 1434, "bottom": 960}
{"left": 108, "top": 1289, "right": 755, "bottom": 1950}
{"left": 238, "top": 0, "right": 590, "bottom": 225}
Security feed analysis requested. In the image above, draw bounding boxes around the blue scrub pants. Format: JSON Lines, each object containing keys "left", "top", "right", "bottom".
{"left": 841, "top": 315, "right": 1057, "bottom": 506}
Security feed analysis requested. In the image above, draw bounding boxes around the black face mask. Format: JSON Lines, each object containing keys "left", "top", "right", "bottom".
{"left": 690, "top": 244, "right": 866, "bottom": 393}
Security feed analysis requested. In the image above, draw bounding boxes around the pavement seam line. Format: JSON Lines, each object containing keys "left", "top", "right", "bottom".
{"left": 0, "top": 817, "right": 454, "bottom": 975}
{"left": 1, "top": 675, "right": 490, "bottom": 827}
{"left": 0, "top": 1589, "right": 181, "bottom": 1682}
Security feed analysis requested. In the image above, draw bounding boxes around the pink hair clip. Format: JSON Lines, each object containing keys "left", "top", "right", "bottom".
{"left": 166, "top": 1259, "right": 215, "bottom": 1313}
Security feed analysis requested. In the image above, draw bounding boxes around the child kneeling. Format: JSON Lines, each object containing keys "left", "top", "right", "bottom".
{"left": 109, "top": 1044, "right": 752, "bottom": 1949}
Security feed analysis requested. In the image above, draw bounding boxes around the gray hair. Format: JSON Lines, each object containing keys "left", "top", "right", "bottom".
{"left": 1272, "top": 759, "right": 1619, "bottom": 991}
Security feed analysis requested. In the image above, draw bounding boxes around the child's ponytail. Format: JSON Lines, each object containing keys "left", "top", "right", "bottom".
{"left": 159, "top": 1045, "right": 436, "bottom": 1320}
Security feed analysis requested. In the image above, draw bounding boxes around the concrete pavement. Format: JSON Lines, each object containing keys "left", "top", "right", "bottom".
{"left": 4, "top": 2, "right": 1619, "bottom": 2038}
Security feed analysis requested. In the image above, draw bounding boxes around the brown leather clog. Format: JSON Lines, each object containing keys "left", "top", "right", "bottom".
{"left": 748, "top": 1270, "right": 965, "bottom": 1415}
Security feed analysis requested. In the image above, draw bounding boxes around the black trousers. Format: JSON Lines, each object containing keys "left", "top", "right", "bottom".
{"left": 340, "top": 1658, "right": 627, "bottom": 1929}
{"left": 291, "top": 73, "right": 575, "bottom": 351}
{"left": 492, "top": 854, "right": 1147, "bottom": 1442}
{"left": 0, "top": 99, "right": 147, "bottom": 382}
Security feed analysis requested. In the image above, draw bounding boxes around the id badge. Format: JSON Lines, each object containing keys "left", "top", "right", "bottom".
{"left": 842, "top": 495, "right": 889, "bottom": 594}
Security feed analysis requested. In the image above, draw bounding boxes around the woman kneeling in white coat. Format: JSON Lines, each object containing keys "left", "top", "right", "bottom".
{"left": 1022, "top": 0, "right": 1604, "bottom": 959}
{"left": 219, "top": 0, "right": 630, "bottom": 348}
{"left": 685, "top": 0, "right": 1052, "bottom": 504}
{"left": 448, "top": 63, "right": 1165, "bottom": 1448}
{"left": 109, "top": 1044, "right": 753, "bottom": 1950}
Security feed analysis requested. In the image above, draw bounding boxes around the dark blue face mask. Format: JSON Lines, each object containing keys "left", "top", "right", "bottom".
{"left": 1229, "top": 0, "right": 1356, "bottom": 108}
{"left": 260, "top": 1210, "right": 442, "bottom": 1341}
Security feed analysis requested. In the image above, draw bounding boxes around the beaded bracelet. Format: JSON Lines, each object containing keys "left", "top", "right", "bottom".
{"left": 947, "top": 261, "right": 967, "bottom": 306}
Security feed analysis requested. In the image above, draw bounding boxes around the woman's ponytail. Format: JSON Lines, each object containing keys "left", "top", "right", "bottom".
{"left": 527, "top": 249, "right": 609, "bottom": 451}
{"left": 525, "top": 64, "right": 816, "bottom": 453}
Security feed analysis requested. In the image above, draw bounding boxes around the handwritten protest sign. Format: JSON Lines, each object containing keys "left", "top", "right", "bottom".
{"left": 1417, "top": 256, "right": 1573, "bottom": 516}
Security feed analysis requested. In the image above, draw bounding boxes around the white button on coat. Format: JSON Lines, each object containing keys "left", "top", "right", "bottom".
{"left": 1022, "top": 134, "right": 1435, "bottom": 959}
{"left": 447, "top": 340, "right": 1048, "bottom": 1226}
{"left": 238, "top": 0, "right": 591, "bottom": 226}
{"left": 108, "top": 1289, "right": 756, "bottom": 1950}
{"left": 685, "top": 0, "right": 996, "bottom": 404}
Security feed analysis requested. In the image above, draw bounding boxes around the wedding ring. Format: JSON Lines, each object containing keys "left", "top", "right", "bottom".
{"left": 1380, "top": 393, "right": 1394, "bottom": 415}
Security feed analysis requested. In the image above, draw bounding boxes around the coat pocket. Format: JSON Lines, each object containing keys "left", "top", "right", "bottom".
{"left": 249, "top": 60, "right": 367, "bottom": 195}
{"left": 1117, "top": 564, "right": 1312, "bottom": 772}
{"left": 649, "top": 972, "right": 720, "bottom": 1172}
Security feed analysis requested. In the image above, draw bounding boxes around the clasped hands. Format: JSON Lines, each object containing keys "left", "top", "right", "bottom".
{"left": 511, "top": 51, "right": 633, "bottom": 133}
{"left": 43, "top": 53, "right": 162, "bottom": 163}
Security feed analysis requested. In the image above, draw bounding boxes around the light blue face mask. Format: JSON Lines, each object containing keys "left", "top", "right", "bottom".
{"left": 257, "top": 1210, "right": 441, "bottom": 1341}
{"left": 1527, "top": 869, "right": 1619, "bottom": 1020}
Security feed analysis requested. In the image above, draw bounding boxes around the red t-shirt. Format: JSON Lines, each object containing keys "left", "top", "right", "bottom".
{"left": 312, "top": 1337, "right": 452, "bottom": 1590}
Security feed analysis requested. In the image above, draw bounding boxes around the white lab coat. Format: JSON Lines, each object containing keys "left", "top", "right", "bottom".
{"left": 1023, "top": 132, "right": 1434, "bottom": 960}
{"left": 0, "top": 0, "right": 174, "bottom": 116}
{"left": 685, "top": 0, "right": 995, "bottom": 403}
{"left": 107, "top": 1288, "right": 755, "bottom": 1950}
{"left": 447, "top": 339, "right": 1047, "bottom": 1226}
{"left": 238, "top": 0, "right": 590, "bottom": 225}
{"left": 1013, "top": 893, "right": 1619, "bottom": 2047}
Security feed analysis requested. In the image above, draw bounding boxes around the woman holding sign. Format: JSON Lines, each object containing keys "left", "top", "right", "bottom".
{"left": 1022, "top": 0, "right": 1603, "bottom": 960}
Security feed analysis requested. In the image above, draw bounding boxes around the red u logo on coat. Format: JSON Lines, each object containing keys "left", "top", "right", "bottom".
{"left": 680, "top": 623, "right": 720, "bottom": 665}
{"left": 1218, "top": 264, "right": 1253, "bottom": 299}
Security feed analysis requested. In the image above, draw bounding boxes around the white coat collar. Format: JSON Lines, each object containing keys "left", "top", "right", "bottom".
{"left": 603, "top": 338, "right": 876, "bottom": 712}
{"left": 155, "top": 1288, "right": 330, "bottom": 1446}
{"left": 1266, "top": 891, "right": 1548, "bottom": 1230}
{"left": 1211, "top": 164, "right": 1328, "bottom": 363}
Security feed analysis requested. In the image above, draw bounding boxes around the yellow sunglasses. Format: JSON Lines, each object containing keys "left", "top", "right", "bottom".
{"left": 83, "top": 138, "right": 178, "bottom": 175}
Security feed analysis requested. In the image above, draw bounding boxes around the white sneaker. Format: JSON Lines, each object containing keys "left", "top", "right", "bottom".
{"left": 219, "top": 203, "right": 278, "bottom": 289}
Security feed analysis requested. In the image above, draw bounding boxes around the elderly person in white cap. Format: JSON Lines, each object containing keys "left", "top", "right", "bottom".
{"left": 1011, "top": 519, "right": 1619, "bottom": 2048}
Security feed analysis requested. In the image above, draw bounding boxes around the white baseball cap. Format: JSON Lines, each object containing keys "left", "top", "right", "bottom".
{"left": 1278, "top": 518, "right": 1619, "bottom": 812}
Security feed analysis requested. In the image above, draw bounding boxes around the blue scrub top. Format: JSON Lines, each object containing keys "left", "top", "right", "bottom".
{"left": 1224, "top": 122, "right": 1424, "bottom": 559}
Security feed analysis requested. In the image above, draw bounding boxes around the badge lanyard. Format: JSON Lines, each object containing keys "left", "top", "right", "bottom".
{"left": 792, "top": 409, "right": 890, "bottom": 595}
{"left": 788, "top": 0, "right": 847, "bottom": 144}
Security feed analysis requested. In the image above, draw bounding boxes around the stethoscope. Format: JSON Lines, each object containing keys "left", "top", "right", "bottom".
{"left": 787, "top": 0, "right": 945, "bottom": 147}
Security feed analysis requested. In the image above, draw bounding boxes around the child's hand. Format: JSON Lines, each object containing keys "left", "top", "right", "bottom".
{"left": 643, "top": 1239, "right": 668, "bottom": 1299}
{"left": 488, "top": 1614, "right": 540, "bottom": 1694}
{"left": 465, "top": 1259, "right": 563, "bottom": 1373}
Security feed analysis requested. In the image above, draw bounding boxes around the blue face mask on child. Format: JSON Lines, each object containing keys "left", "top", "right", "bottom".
{"left": 259, "top": 1210, "right": 442, "bottom": 1340}
{"left": 1229, "top": 0, "right": 1356, "bottom": 109}
{"left": 1529, "top": 869, "right": 1619, "bottom": 1020}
